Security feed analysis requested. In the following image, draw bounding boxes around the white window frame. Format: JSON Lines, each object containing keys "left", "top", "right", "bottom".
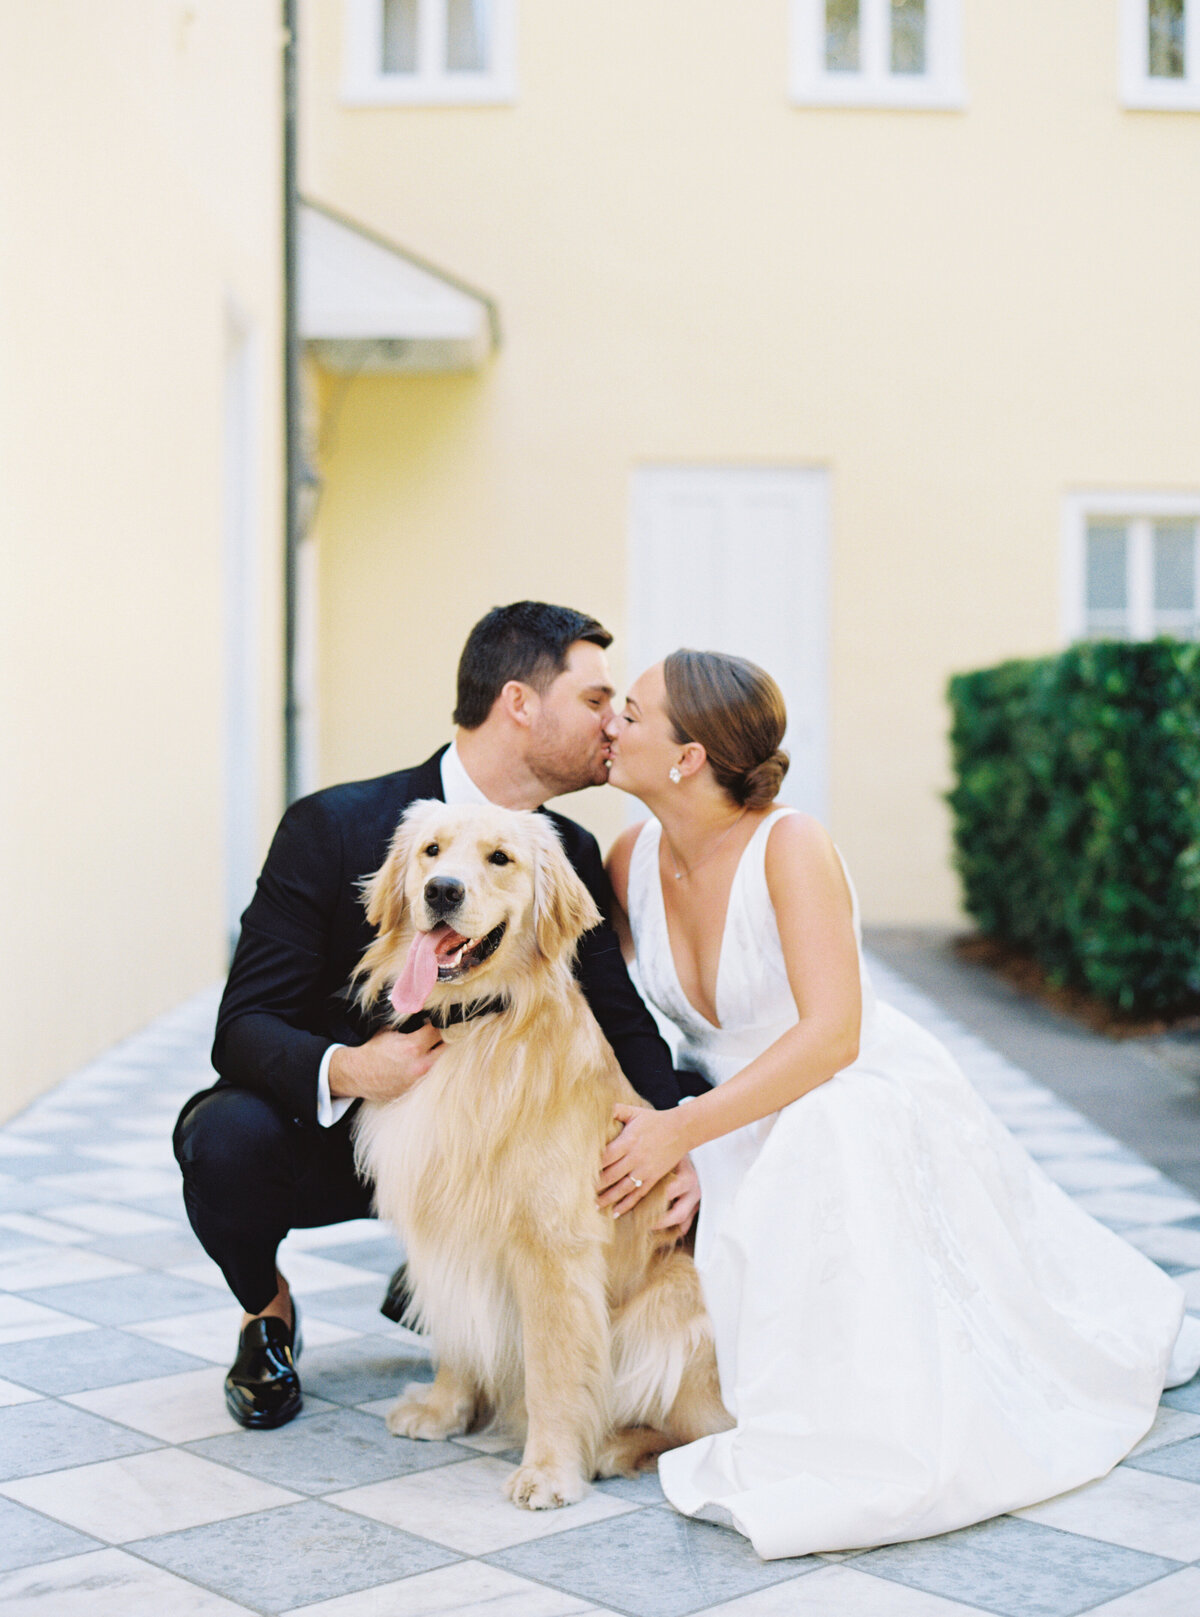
{"left": 1061, "top": 492, "right": 1200, "bottom": 643}
{"left": 343, "top": 0, "right": 516, "bottom": 106}
{"left": 789, "top": 0, "right": 964, "bottom": 109}
{"left": 1121, "top": 0, "right": 1200, "bottom": 109}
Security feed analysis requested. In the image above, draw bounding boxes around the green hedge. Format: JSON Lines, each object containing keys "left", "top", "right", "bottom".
{"left": 946, "top": 640, "right": 1200, "bottom": 1015}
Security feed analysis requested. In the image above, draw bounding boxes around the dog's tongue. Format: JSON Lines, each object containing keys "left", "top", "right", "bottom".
{"left": 390, "top": 925, "right": 459, "bottom": 1018}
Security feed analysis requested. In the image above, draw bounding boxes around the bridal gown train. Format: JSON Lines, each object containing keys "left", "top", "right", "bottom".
{"left": 626, "top": 808, "right": 1200, "bottom": 1561}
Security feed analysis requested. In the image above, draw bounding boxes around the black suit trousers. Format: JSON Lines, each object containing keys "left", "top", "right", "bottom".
{"left": 173, "top": 1083, "right": 376, "bottom": 1314}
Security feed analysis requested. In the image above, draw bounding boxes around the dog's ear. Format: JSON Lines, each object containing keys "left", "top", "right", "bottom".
{"left": 531, "top": 817, "right": 602, "bottom": 961}
{"left": 361, "top": 799, "right": 438, "bottom": 937}
{"left": 361, "top": 831, "right": 410, "bottom": 940}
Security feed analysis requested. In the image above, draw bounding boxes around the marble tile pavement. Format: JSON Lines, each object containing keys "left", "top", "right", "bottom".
{"left": 2, "top": 961, "right": 1200, "bottom": 1616}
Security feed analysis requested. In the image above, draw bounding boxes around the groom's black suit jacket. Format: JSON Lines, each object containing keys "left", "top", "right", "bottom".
{"left": 212, "top": 747, "right": 682, "bottom": 1127}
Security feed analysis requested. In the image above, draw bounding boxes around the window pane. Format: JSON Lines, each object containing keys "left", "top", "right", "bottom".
{"left": 446, "top": 0, "right": 492, "bottom": 72}
{"left": 890, "top": 0, "right": 927, "bottom": 75}
{"left": 825, "top": 0, "right": 861, "bottom": 72}
{"left": 382, "top": 0, "right": 418, "bottom": 74}
{"left": 1153, "top": 520, "right": 1196, "bottom": 641}
{"left": 1148, "top": 0, "right": 1186, "bottom": 79}
{"left": 1154, "top": 521, "right": 1195, "bottom": 610}
{"left": 1086, "top": 523, "right": 1128, "bottom": 616}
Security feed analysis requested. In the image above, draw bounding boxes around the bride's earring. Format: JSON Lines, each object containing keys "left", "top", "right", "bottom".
{"left": 669, "top": 766, "right": 682, "bottom": 784}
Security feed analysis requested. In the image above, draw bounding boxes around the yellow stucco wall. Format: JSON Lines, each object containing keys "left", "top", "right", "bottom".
{"left": 299, "top": 0, "right": 1200, "bottom": 921}
{"left": 0, "top": 2, "right": 285, "bottom": 1118}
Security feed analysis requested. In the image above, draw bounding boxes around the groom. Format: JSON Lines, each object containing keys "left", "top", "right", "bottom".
{"left": 174, "top": 600, "right": 700, "bottom": 1430}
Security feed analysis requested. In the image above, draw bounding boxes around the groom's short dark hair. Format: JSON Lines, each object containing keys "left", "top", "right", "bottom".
{"left": 453, "top": 601, "right": 613, "bottom": 729}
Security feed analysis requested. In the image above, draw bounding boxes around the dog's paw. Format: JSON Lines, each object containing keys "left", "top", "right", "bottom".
{"left": 385, "top": 1391, "right": 463, "bottom": 1441}
{"left": 503, "top": 1462, "right": 587, "bottom": 1511}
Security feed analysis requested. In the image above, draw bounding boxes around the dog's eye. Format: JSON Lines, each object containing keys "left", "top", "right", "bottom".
{"left": 424, "top": 843, "right": 439, "bottom": 858}
{"left": 488, "top": 849, "right": 510, "bottom": 867}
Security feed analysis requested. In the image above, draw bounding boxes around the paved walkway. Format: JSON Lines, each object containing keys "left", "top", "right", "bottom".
{"left": 866, "top": 929, "right": 1200, "bottom": 1199}
{"left": 3, "top": 962, "right": 1200, "bottom": 1616}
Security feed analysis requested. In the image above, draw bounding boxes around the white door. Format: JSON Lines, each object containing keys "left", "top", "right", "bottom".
{"left": 629, "top": 466, "right": 830, "bottom": 818}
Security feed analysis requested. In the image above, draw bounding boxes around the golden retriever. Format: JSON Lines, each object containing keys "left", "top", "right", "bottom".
{"left": 352, "top": 800, "right": 730, "bottom": 1510}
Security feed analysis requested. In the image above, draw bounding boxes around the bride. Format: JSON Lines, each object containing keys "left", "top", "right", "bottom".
{"left": 597, "top": 647, "right": 1200, "bottom": 1562}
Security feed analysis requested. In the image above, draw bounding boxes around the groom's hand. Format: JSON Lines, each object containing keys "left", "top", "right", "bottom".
{"left": 655, "top": 1156, "right": 700, "bottom": 1235}
{"left": 328, "top": 1024, "right": 444, "bottom": 1102}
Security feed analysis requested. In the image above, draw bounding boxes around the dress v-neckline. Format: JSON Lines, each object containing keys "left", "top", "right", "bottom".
{"left": 652, "top": 810, "right": 790, "bottom": 1033}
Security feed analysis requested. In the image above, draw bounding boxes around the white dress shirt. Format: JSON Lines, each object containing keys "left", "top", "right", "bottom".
{"left": 315, "top": 741, "right": 489, "bottom": 1126}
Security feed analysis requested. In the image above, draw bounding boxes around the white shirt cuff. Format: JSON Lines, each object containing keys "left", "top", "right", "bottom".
{"left": 317, "top": 1044, "right": 354, "bottom": 1128}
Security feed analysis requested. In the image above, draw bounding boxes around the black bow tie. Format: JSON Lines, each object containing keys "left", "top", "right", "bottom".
{"left": 396, "top": 996, "right": 509, "bottom": 1035}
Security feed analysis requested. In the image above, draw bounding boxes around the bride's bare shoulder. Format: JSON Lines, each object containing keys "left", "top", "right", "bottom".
{"left": 764, "top": 809, "right": 843, "bottom": 883}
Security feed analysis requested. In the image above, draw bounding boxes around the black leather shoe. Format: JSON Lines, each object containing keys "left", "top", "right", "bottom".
{"left": 380, "top": 1263, "right": 414, "bottom": 1326}
{"left": 224, "top": 1304, "right": 302, "bottom": 1429}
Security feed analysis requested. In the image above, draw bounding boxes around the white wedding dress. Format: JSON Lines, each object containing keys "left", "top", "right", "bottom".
{"left": 627, "top": 808, "right": 1200, "bottom": 1561}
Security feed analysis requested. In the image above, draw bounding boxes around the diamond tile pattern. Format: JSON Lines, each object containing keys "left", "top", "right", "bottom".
{"left": 0, "top": 974, "right": 1198, "bottom": 1615}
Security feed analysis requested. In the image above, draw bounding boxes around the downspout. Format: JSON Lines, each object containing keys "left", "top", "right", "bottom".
{"left": 282, "top": 0, "right": 301, "bottom": 805}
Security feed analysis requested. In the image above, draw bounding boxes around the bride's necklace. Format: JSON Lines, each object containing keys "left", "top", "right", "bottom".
{"left": 664, "top": 808, "right": 748, "bottom": 881}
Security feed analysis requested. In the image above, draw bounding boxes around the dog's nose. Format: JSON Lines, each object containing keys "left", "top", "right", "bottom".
{"left": 424, "top": 876, "right": 465, "bottom": 916}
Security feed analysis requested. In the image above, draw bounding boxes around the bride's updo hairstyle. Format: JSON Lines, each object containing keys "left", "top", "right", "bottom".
{"left": 662, "top": 650, "right": 790, "bottom": 809}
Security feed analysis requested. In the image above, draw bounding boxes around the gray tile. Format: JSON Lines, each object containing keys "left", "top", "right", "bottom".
{"left": 6, "top": 1111, "right": 93, "bottom": 1136}
{"left": 131, "top": 1498, "right": 457, "bottom": 1613}
{"left": 80, "top": 1071, "right": 172, "bottom": 1091}
{"left": 0, "top": 1494, "right": 100, "bottom": 1572}
{"left": 855, "top": 1515, "right": 1180, "bottom": 1617}
{"left": 0, "top": 1119, "right": 62, "bottom": 1144}
{"left": 0, "top": 1398, "right": 158, "bottom": 1480}
{"left": 300, "top": 1334, "right": 434, "bottom": 1407}
{"left": 95, "top": 1049, "right": 202, "bottom": 1070}
{"left": 0, "top": 1149, "right": 91, "bottom": 1181}
{"left": 288, "top": 1281, "right": 397, "bottom": 1335}
{"left": 313, "top": 1237, "right": 403, "bottom": 1274}
{"left": 87, "top": 1229, "right": 207, "bottom": 1267}
{"left": 1109, "top": 1147, "right": 1166, "bottom": 1168}
{"left": 489, "top": 1505, "right": 814, "bottom": 1617}
{"left": 1127, "top": 1434, "right": 1200, "bottom": 1484}
{"left": 0, "top": 1226, "right": 57, "bottom": 1257}
{"left": 20, "top": 1271, "right": 224, "bottom": 1326}
{"left": 186, "top": 1403, "right": 466, "bottom": 1494}
{"left": 36, "top": 1165, "right": 183, "bottom": 1202}
{"left": 1162, "top": 1379, "right": 1200, "bottom": 1413}
{"left": 0, "top": 1180, "right": 72, "bottom": 1214}
{"left": 592, "top": 1469, "right": 666, "bottom": 1505}
{"left": 68, "top": 1065, "right": 163, "bottom": 1086}
{"left": 131, "top": 1192, "right": 193, "bottom": 1223}
{"left": 0, "top": 1325, "right": 207, "bottom": 1393}
{"left": 1150, "top": 1180, "right": 1200, "bottom": 1202}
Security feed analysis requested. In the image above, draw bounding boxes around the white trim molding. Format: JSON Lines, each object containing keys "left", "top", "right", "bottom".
{"left": 1121, "top": 0, "right": 1200, "bottom": 110}
{"left": 1061, "top": 491, "right": 1200, "bottom": 644}
{"left": 343, "top": 0, "right": 516, "bottom": 106}
{"left": 789, "top": 0, "right": 964, "bottom": 109}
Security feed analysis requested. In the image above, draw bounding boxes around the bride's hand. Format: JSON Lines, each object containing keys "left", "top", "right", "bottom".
{"left": 598, "top": 1103, "right": 689, "bottom": 1218}
{"left": 656, "top": 1155, "right": 701, "bottom": 1235}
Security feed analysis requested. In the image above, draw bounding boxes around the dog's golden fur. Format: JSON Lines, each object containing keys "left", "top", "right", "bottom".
{"left": 352, "top": 800, "right": 730, "bottom": 1510}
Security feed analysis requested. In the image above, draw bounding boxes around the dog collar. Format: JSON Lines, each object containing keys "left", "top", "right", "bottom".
{"left": 396, "top": 996, "right": 509, "bottom": 1035}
